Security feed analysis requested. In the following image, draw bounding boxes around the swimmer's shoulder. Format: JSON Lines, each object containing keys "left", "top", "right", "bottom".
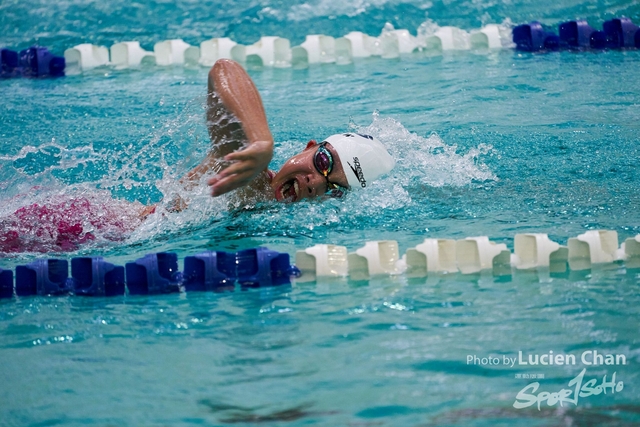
{"left": 228, "top": 170, "right": 274, "bottom": 206}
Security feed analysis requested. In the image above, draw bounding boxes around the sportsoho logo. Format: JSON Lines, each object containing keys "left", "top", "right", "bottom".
{"left": 344, "top": 133, "right": 373, "bottom": 188}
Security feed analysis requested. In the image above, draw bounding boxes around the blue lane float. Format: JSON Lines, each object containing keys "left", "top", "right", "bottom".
{"left": 589, "top": 31, "right": 608, "bottom": 49}
{"left": 559, "top": 20, "right": 595, "bottom": 49}
{"left": 236, "top": 247, "right": 300, "bottom": 288}
{"left": 1, "top": 48, "right": 20, "bottom": 78}
{"left": 15, "top": 259, "right": 72, "bottom": 296}
{"left": 513, "top": 18, "right": 640, "bottom": 52}
{"left": 0, "top": 46, "right": 65, "bottom": 78}
{"left": 0, "top": 247, "right": 299, "bottom": 299}
{"left": 20, "top": 47, "right": 65, "bottom": 77}
{"left": 70, "top": 257, "right": 125, "bottom": 296}
{"left": 0, "top": 268, "right": 13, "bottom": 299}
{"left": 513, "top": 21, "right": 560, "bottom": 51}
{"left": 183, "top": 251, "right": 236, "bottom": 292}
{"left": 183, "top": 248, "right": 300, "bottom": 291}
{"left": 125, "top": 252, "right": 182, "bottom": 295}
{"left": 603, "top": 17, "right": 639, "bottom": 48}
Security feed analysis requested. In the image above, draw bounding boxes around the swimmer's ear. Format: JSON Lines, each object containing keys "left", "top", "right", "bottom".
{"left": 304, "top": 140, "right": 318, "bottom": 150}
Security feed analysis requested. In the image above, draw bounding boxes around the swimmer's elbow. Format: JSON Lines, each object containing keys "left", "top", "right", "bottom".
{"left": 209, "top": 59, "right": 245, "bottom": 91}
{"left": 212, "top": 58, "right": 239, "bottom": 73}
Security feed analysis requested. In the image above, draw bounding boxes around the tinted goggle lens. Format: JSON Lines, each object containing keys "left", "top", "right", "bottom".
{"left": 314, "top": 143, "right": 347, "bottom": 198}
{"left": 314, "top": 145, "right": 332, "bottom": 175}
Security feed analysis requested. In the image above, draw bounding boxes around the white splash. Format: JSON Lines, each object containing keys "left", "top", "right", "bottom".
{"left": 354, "top": 112, "right": 497, "bottom": 188}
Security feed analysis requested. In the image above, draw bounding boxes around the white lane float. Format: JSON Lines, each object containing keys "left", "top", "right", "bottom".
{"left": 64, "top": 44, "right": 109, "bottom": 73}
{"left": 348, "top": 240, "right": 405, "bottom": 279}
{"left": 295, "top": 244, "right": 349, "bottom": 278}
{"left": 291, "top": 35, "right": 337, "bottom": 67}
{"left": 623, "top": 234, "right": 640, "bottom": 269}
{"left": 470, "top": 24, "right": 503, "bottom": 49}
{"left": 154, "top": 39, "right": 192, "bottom": 66}
{"left": 405, "top": 239, "right": 457, "bottom": 277}
{"left": 110, "top": 42, "right": 156, "bottom": 68}
{"left": 233, "top": 36, "right": 292, "bottom": 67}
{"left": 198, "top": 37, "right": 237, "bottom": 66}
{"left": 567, "top": 230, "right": 624, "bottom": 270}
{"left": 512, "top": 233, "right": 568, "bottom": 270}
{"left": 455, "top": 236, "right": 511, "bottom": 274}
{"left": 343, "top": 31, "right": 376, "bottom": 58}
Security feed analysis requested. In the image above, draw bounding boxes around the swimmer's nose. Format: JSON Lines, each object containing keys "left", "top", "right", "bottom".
{"left": 304, "top": 174, "right": 321, "bottom": 198}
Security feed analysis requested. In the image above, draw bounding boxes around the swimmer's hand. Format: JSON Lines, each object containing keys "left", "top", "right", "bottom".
{"left": 207, "top": 139, "right": 273, "bottom": 197}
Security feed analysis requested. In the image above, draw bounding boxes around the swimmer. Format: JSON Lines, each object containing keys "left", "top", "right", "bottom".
{"left": 1, "top": 60, "right": 395, "bottom": 253}
{"left": 181, "top": 59, "right": 395, "bottom": 204}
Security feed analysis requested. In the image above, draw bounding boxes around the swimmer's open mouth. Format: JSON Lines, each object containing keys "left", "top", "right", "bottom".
{"left": 277, "top": 178, "right": 300, "bottom": 202}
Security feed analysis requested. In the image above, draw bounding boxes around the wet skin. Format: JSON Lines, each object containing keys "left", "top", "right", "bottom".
{"left": 269, "top": 141, "right": 349, "bottom": 202}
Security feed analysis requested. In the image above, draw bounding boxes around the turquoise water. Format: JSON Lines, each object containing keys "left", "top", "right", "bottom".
{"left": 2, "top": 0, "right": 640, "bottom": 425}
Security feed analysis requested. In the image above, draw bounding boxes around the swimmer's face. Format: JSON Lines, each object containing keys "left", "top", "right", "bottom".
{"left": 269, "top": 141, "right": 350, "bottom": 202}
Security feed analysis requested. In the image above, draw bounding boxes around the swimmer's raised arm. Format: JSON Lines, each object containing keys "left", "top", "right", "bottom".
{"left": 183, "top": 59, "right": 274, "bottom": 197}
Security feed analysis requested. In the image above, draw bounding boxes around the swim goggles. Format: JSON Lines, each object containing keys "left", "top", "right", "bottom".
{"left": 314, "top": 142, "right": 349, "bottom": 198}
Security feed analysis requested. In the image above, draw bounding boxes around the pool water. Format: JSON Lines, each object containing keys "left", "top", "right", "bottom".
{"left": 1, "top": 0, "right": 640, "bottom": 425}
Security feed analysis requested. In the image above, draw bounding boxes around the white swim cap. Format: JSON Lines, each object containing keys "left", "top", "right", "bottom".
{"left": 323, "top": 133, "right": 395, "bottom": 189}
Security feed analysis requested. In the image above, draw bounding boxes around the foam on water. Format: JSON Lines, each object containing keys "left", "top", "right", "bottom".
{"left": 0, "top": 191, "right": 148, "bottom": 254}
{"left": 356, "top": 112, "right": 496, "bottom": 188}
{"left": 0, "top": 141, "right": 99, "bottom": 191}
